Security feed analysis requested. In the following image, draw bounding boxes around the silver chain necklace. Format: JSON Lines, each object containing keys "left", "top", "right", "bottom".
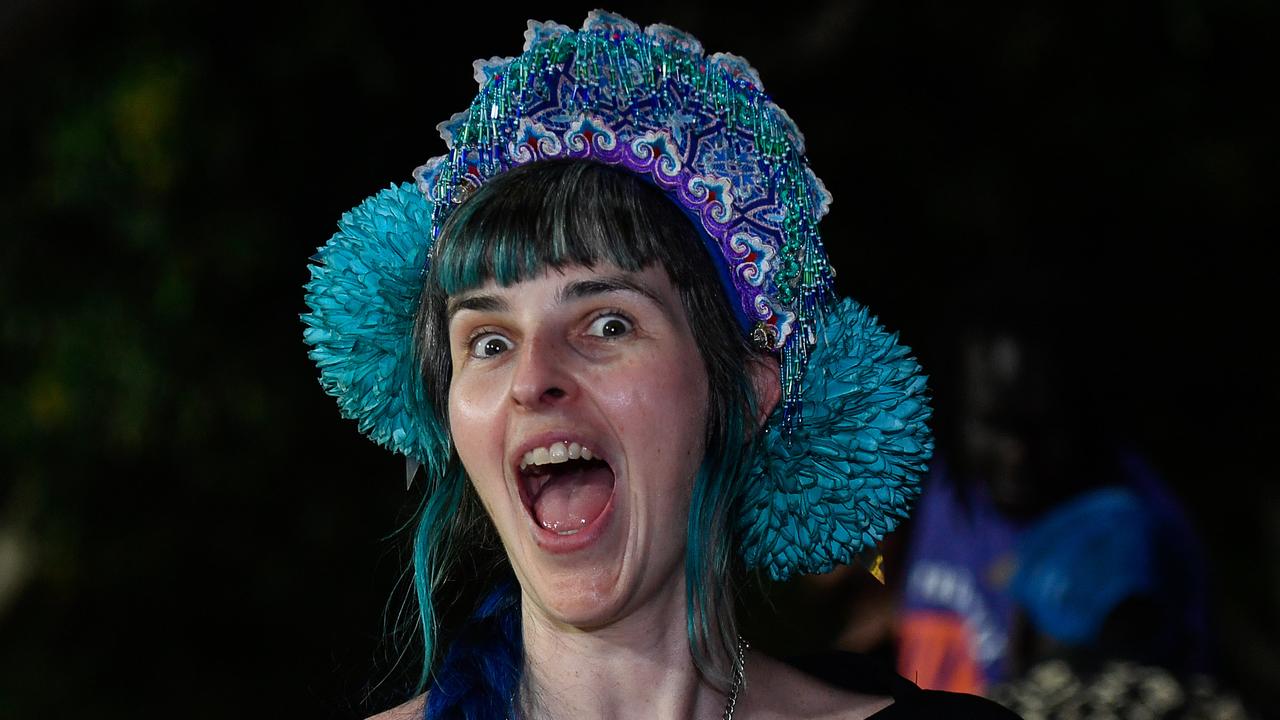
{"left": 722, "top": 635, "right": 749, "bottom": 720}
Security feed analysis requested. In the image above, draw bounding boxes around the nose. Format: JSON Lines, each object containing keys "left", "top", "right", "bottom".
{"left": 508, "top": 334, "right": 576, "bottom": 409}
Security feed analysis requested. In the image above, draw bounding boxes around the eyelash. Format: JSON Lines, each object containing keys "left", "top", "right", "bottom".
{"left": 461, "top": 309, "right": 636, "bottom": 360}
{"left": 585, "top": 309, "right": 635, "bottom": 338}
{"left": 466, "top": 328, "right": 512, "bottom": 359}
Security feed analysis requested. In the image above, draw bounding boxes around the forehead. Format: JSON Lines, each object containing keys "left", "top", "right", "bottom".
{"left": 445, "top": 263, "right": 683, "bottom": 321}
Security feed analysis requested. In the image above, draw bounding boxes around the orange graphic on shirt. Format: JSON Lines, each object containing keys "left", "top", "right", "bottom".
{"left": 897, "top": 610, "right": 985, "bottom": 695}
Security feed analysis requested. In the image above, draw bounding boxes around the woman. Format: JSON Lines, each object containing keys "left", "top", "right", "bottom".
{"left": 304, "top": 11, "right": 1017, "bottom": 719}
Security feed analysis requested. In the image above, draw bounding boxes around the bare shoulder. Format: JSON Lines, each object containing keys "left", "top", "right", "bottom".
{"left": 365, "top": 693, "right": 425, "bottom": 720}
{"left": 738, "top": 652, "right": 894, "bottom": 720}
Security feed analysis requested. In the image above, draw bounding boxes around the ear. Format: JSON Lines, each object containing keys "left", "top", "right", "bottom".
{"left": 746, "top": 352, "right": 782, "bottom": 432}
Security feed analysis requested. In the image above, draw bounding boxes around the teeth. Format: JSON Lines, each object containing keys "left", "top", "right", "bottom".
{"left": 519, "top": 441, "right": 597, "bottom": 470}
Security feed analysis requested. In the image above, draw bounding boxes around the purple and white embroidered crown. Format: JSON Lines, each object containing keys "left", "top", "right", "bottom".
{"left": 413, "top": 10, "right": 836, "bottom": 428}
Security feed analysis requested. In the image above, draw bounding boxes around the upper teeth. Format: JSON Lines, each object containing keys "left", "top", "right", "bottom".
{"left": 520, "top": 441, "right": 594, "bottom": 470}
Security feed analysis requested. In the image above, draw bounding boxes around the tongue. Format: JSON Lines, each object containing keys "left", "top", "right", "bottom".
{"left": 533, "top": 464, "right": 614, "bottom": 533}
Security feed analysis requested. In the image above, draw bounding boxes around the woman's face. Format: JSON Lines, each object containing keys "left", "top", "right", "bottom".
{"left": 446, "top": 262, "right": 709, "bottom": 628}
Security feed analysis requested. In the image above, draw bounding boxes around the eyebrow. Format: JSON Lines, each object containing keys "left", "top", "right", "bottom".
{"left": 446, "top": 272, "right": 668, "bottom": 324}
{"left": 446, "top": 294, "right": 510, "bottom": 322}
{"left": 557, "top": 274, "right": 666, "bottom": 310}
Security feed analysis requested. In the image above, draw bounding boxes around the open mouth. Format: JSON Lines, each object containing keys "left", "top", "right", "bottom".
{"left": 518, "top": 442, "right": 616, "bottom": 535}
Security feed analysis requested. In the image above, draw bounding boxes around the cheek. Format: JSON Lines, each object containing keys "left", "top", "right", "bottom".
{"left": 596, "top": 351, "right": 709, "bottom": 465}
{"left": 447, "top": 373, "right": 508, "bottom": 473}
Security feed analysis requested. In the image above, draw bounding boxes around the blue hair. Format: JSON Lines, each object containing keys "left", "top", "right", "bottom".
{"left": 408, "top": 463, "right": 468, "bottom": 691}
{"left": 425, "top": 578, "right": 523, "bottom": 719}
{"left": 685, "top": 374, "right": 758, "bottom": 680}
{"left": 407, "top": 160, "right": 762, "bottom": 712}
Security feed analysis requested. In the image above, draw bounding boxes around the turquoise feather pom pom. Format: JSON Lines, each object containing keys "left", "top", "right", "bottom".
{"left": 301, "top": 182, "right": 449, "bottom": 474}
{"left": 301, "top": 186, "right": 930, "bottom": 580}
{"left": 738, "top": 298, "right": 933, "bottom": 580}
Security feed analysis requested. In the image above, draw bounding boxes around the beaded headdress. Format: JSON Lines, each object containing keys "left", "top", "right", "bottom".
{"left": 303, "top": 10, "right": 932, "bottom": 580}
{"left": 422, "top": 11, "right": 834, "bottom": 428}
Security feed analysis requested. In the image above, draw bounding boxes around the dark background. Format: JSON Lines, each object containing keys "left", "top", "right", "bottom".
{"left": 2, "top": 1, "right": 1275, "bottom": 717}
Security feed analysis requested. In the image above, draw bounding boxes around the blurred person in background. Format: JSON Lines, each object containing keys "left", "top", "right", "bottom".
{"left": 894, "top": 321, "right": 1251, "bottom": 718}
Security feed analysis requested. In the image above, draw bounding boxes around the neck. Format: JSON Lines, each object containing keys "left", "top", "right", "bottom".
{"left": 517, "top": 581, "right": 727, "bottom": 720}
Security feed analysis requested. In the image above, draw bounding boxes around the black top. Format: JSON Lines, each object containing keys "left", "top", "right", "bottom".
{"left": 788, "top": 652, "right": 1023, "bottom": 719}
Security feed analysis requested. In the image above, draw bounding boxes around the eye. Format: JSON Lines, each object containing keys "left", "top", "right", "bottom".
{"left": 468, "top": 332, "right": 513, "bottom": 359}
{"left": 586, "top": 313, "right": 633, "bottom": 339}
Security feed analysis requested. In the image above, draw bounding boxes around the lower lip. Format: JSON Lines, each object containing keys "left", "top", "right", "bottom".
{"left": 527, "top": 486, "right": 617, "bottom": 555}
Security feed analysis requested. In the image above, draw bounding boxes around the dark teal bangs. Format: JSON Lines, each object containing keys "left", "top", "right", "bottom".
{"left": 429, "top": 159, "right": 704, "bottom": 296}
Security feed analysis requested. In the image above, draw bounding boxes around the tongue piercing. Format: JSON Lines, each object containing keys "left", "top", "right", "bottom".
{"left": 540, "top": 516, "right": 591, "bottom": 534}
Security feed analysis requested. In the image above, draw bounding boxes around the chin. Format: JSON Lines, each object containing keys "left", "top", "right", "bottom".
{"left": 517, "top": 560, "right": 634, "bottom": 629}
{"left": 509, "top": 510, "right": 684, "bottom": 631}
